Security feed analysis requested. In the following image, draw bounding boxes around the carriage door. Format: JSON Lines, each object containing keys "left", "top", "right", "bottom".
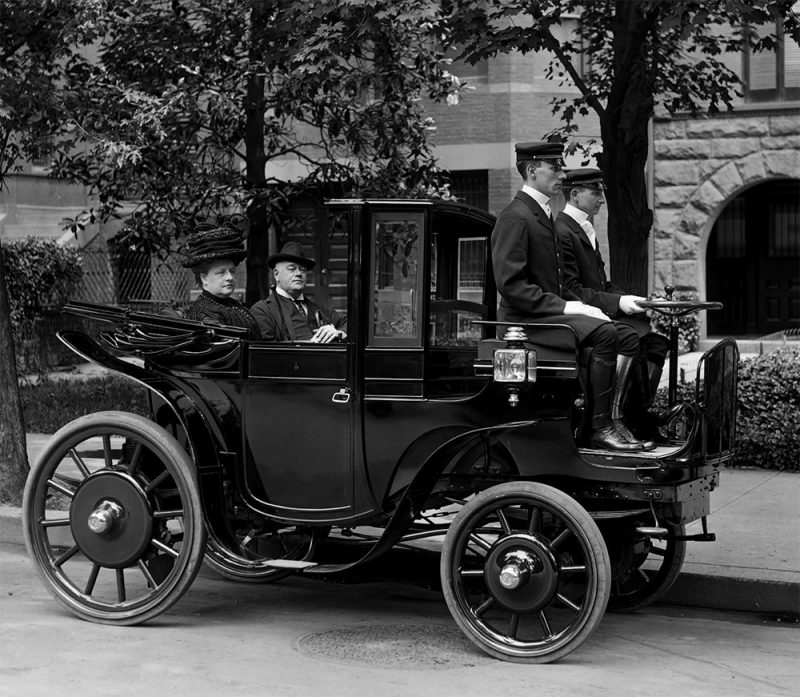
{"left": 241, "top": 219, "right": 354, "bottom": 523}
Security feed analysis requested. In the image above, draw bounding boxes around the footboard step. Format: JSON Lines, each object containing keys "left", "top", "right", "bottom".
{"left": 264, "top": 560, "right": 319, "bottom": 569}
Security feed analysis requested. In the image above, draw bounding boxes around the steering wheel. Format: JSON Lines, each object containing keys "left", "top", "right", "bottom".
{"left": 640, "top": 287, "right": 723, "bottom": 407}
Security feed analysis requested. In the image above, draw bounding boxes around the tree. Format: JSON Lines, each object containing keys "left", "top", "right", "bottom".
{"left": 50, "top": 0, "right": 462, "bottom": 304}
{"left": 447, "top": 0, "right": 800, "bottom": 294}
{"left": 0, "top": 0, "right": 103, "bottom": 502}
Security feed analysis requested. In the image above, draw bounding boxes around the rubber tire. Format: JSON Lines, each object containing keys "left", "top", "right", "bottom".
{"left": 23, "top": 411, "right": 206, "bottom": 625}
{"left": 440, "top": 481, "right": 611, "bottom": 663}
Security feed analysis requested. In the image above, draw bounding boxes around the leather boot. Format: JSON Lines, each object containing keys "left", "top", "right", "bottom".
{"left": 646, "top": 360, "right": 683, "bottom": 426}
{"left": 613, "top": 355, "right": 655, "bottom": 450}
{"left": 589, "top": 355, "right": 641, "bottom": 451}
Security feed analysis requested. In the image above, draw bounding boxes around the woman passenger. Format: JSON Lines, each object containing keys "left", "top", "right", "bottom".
{"left": 183, "top": 222, "right": 260, "bottom": 338}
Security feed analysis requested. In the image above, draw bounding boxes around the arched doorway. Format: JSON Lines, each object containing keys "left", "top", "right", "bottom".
{"left": 706, "top": 179, "right": 800, "bottom": 336}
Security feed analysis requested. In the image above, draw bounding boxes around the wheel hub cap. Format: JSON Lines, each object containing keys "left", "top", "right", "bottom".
{"left": 87, "top": 500, "right": 124, "bottom": 534}
{"left": 70, "top": 471, "right": 154, "bottom": 568}
{"left": 484, "top": 533, "right": 559, "bottom": 613}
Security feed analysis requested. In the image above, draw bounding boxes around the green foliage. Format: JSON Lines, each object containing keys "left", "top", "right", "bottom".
{"left": 734, "top": 347, "right": 800, "bottom": 471}
{"left": 0, "top": 0, "right": 102, "bottom": 182}
{"left": 1, "top": 239, "right": 83, "bottom": 328}
{"left": 42, "top": 0, "right": 459, "bottom": 263}
{"left": 19, "top": 374, "right": 149, "bottom": 433}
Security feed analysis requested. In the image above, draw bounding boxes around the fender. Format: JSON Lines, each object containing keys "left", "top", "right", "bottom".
{"left": 55, "top": 330, "right": 243, "bottom": 551}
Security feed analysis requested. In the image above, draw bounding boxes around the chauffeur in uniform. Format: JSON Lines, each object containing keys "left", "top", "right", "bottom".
{"left": 250, "top": 241, "right": 347, "bottom": 343}
{"left": 556, "top": 167, "right": 670, "bottom": 440}
{"left": 491, "top": 142, "right": 650, "bottom": 451}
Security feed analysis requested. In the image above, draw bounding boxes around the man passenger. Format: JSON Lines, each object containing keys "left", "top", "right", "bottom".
{"left": 250, "top": 241, "right": 347, "bottom": 343}
{"left": 491, "top": 142, "right": 651, "bottom": 451}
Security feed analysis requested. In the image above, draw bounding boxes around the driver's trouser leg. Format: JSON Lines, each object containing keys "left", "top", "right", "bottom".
{"left": 585, "top": 325, "right": 642, "bottom": 451}
{"left": 613, "top": 354, "right": 654, "bottom": 450}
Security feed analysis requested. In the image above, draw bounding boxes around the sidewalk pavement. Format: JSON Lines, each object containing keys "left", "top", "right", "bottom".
{"left": 2, "top": 434, "right": 798, "bottom": 616}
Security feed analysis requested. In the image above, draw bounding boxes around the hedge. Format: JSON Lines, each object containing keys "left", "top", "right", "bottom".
{"left": 20, "top": 374, "right": 149, "bottom": 433}
{"left": 2, "top": 238, "right": 84, "bottom": 371}
{"left": 653, "top": 345, "right": 800, "bottom": 471}
{"left": 733, "top": 346, "right": 800, "bottom": 471}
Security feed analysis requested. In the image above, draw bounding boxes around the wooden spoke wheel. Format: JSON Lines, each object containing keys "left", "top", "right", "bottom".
{"left": 22, "top": 412, "right": 206, "bottom": 625}
{"left": 440, "top": 482, "right": 611, "bottom": 663}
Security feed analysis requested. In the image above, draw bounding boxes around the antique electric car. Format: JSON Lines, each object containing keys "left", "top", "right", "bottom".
{"left": 22, "top": 198, "right": 739, "bottom": 663}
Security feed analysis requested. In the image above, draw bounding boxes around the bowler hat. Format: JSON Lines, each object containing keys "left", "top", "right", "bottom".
{"left": 515, "top": 141, "right": 565, "bottom": 167}
{"left": 564, "top": 168, "right": 606, "bottom": 191}
{"left": 268, "top": 241, "right": 316, "bottom": 270}
{"left": 183, "top": 222, "right": 247, "bottom": 268}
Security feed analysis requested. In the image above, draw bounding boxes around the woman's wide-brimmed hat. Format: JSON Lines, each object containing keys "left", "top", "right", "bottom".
{"left": 183, "top": 216, "right": 248, "bottom": 268}
{"left": 267, "top": 241, "right": 316, "bottom": 270}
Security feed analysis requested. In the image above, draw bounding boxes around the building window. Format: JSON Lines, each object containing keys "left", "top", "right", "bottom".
{"left": 743, "top": 4, "right": 800, "bottom": 102}
{"left": 449, "top": 170, "right": 489, "bottom": 211}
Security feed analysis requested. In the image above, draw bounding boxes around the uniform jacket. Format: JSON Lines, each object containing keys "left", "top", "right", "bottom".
{"left": 184, "top": 291, "right": 260, "bottom": 339}
{"left": 556, "top": 211, "right": 625, "bottom": 318}
{"left": 556, "top": 211, "right": 658, "bottom": 341}
{"left": 491, "top": 191, "right": 602, "bottom": 343}
{"left": 250, "top": 292, "right": 346, "bottom": 342}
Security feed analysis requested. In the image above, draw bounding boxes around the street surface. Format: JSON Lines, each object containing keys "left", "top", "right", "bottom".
{"left": 1, "top": 542, "right": 797, "bottom": 697}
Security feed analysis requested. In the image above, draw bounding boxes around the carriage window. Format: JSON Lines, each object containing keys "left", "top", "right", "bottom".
{"left": 370, "top": 212, "right": 424, "bottom": 346}
{"left": 429, "top": 234, "right": 488, "bottom": 348}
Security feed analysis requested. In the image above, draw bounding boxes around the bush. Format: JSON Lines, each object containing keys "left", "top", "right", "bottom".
{"left": 20, "top": 374, "right": 149, "bottom": 433}
{"left": 3, "top": 238, "right": 84, "bottom": 372}
{"left": 2, "top": 238, "right": 83, "bottom": 327}
{"left": 733, "top": 346, "right": 800, "bottom": 471}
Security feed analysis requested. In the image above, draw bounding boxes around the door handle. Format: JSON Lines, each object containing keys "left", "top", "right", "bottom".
{"left": 331, "top": 387, "right": 351, "bottom": 404}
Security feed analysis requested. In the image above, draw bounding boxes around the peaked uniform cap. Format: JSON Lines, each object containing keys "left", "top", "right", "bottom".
{"left": 183, "top": 223, "right": 247, "bottom": 268}
{"left": 268, "top": 241, "right": 316, "bottom": 270}
{"left": 564, "top": 167, "right": 606, "bottom": 190}
{"left": 515, "top": 141, "right": 565, "bottom": 167}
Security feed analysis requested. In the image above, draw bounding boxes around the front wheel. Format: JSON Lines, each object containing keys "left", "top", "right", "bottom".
{"left": 22, "top": 411, "right": 206, "bottom": 625}
{"left": 440, "top": 482, "right": 611, "bottom": 663}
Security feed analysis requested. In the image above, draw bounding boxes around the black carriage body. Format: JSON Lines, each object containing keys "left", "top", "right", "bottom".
{"left": 31, "top": 197, "right": 741, "bottom": 659}
{"left": 60, "top": 199, "right": 737, "bottom": 538}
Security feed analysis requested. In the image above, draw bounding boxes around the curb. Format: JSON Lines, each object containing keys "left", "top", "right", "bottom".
{"left": 662, "top": 572, "right": 799, "bottom": 616}
{"left": 2, "top": 505, "right": 797, "bottom": 617}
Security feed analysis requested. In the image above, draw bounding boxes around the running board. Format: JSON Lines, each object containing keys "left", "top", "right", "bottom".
{"left": 264, "top": 559, "right": 318, "bottom": 569}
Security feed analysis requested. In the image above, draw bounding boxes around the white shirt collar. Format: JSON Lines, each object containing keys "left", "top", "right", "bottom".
{"left": 275, "top": 287, "right": 305, "bottom": 302}
{"left": 563, "top": 203, "right": 590, "bottom": 225}
{"left": 521, "top": 184, "right": 551, "bottom": 213}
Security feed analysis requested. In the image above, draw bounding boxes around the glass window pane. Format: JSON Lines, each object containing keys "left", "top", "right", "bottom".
{"left": 372, "top": 213, "right": 423, "bottom": 343}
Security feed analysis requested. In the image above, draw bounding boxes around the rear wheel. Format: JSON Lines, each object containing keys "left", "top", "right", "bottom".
{"left": 22, "top": 411, "right": 206, "bottom": 625}
{"left": 440, "top": 482, "right": 611, "bottom": 663}
{"left": 607, "top": 524, "right": 686, "bottom": 612}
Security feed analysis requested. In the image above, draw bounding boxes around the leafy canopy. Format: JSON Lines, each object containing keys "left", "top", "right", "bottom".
{"left": 43, "top": 0, "right": 462, "bottom": 257}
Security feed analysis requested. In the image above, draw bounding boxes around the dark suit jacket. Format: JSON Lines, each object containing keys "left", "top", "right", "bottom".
{"left": 251, "top": 292, "right": 346, "bottom": 342}
{"left": 556, "top": 211, "right": 625, "bottom": 317}
{"left": 556, "top": 211, "right": 655, "bottom": 340}
{"left": 491, "top": 191, "right": 605, "bottom": 343}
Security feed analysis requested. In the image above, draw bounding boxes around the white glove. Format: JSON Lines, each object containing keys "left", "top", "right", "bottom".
{"left": 564, "top": 301, "right": 610, "bottom": 322}
{"left": 619, "top": 295, "right": 646, "bottom": 315}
